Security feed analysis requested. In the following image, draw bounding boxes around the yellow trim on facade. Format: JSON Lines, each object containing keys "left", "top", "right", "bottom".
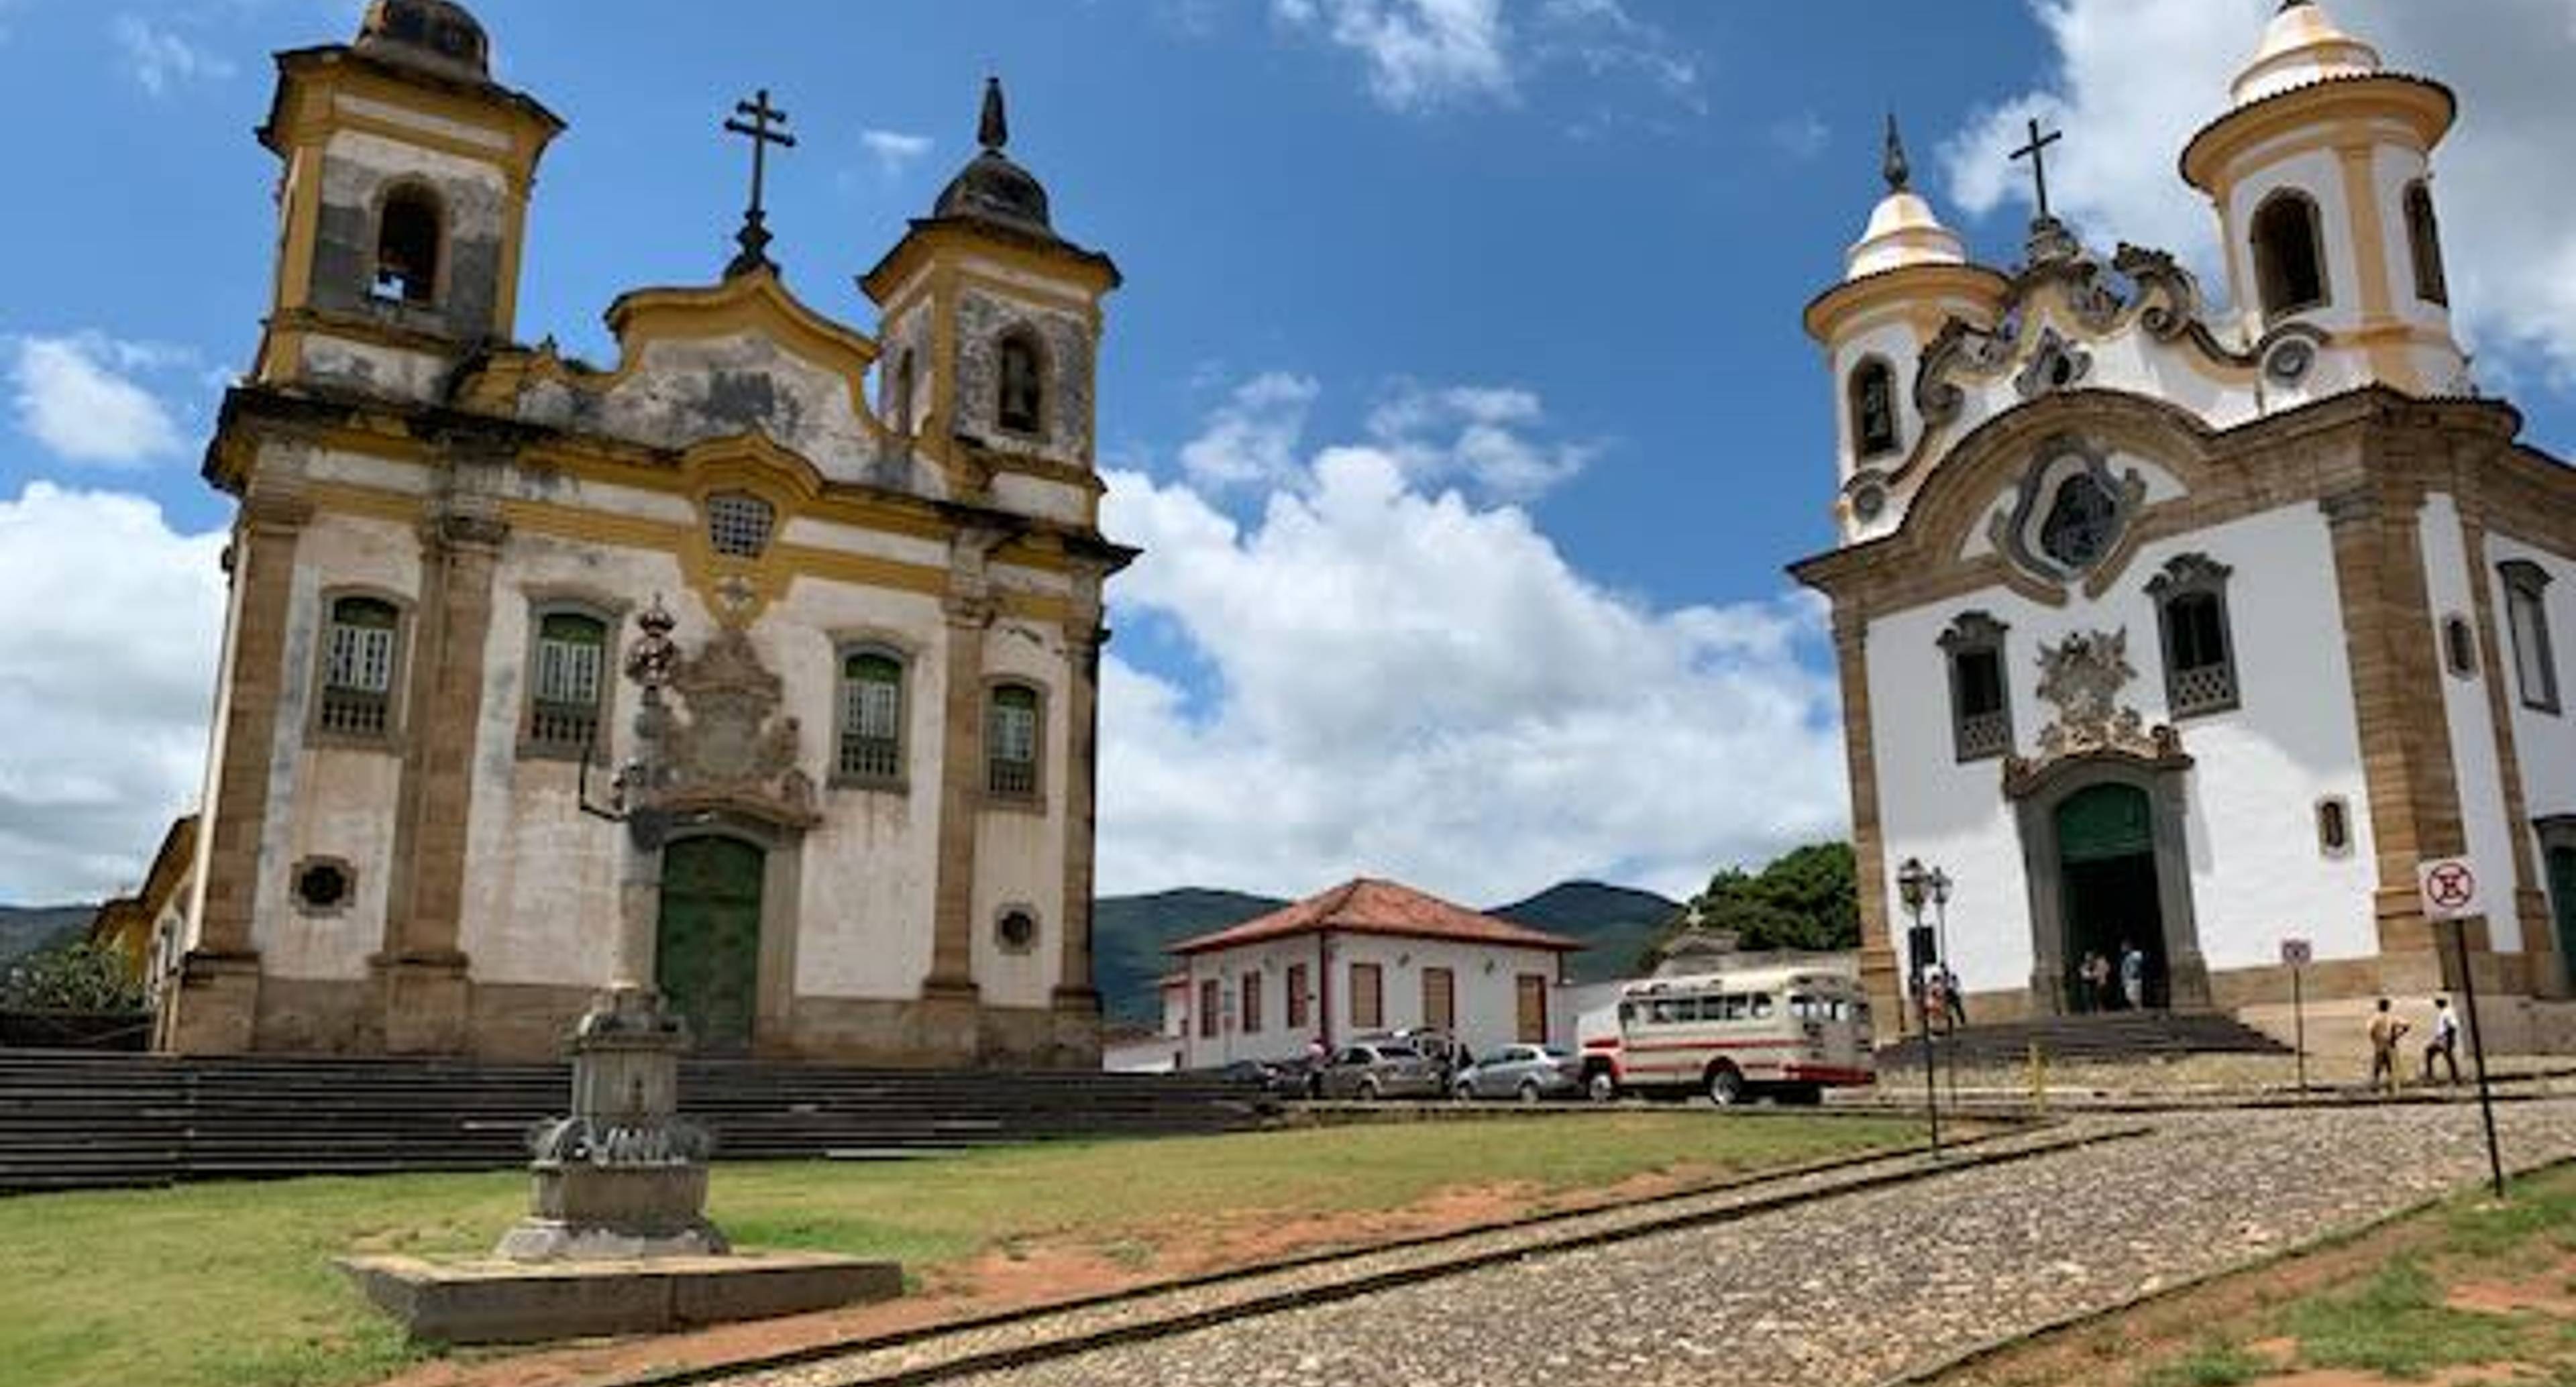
{"left": 2183, "top": 77, "right": 2451, "bottom": 196}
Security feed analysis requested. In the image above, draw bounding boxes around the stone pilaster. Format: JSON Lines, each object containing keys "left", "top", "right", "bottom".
{"left": 1051, "top": 603, "right": 1108, "bottom": 1066}
{"left": 2322, "top": 480, "right": 2467, "bottom": 995}
{"left": 925, "top": 539, "right": 1000, "bottom": 1016}
{"left": 2457, "top": 498, "right": 2564, "bottom": 997}
{"left": 1830, "top": 607, "right": 1901, "bottom": 1028}
{"left": 375, "top": 502, "right": 507, "bottom": 1054}
{"left": 165, "top": 480, "right": 310, "bottom": 1054}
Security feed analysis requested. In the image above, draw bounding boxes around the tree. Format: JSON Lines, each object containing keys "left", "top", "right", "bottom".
{"left": 2, "top": 940, "right": 145, "bottom": 1013}
{"left": 1648, "top": 841, "right": 1859, "bottom": 962}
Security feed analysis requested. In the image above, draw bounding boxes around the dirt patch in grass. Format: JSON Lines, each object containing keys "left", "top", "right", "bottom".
{"left": 1931, "top": 1166, "right": 2576, "bottom": 1387}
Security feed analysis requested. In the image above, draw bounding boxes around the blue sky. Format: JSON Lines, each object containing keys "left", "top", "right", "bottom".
{"left": 5, "top": 0, "right": 2575, "bottom": 905}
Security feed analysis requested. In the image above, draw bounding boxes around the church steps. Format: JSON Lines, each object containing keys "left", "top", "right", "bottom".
{"left": 0, "top": 1051, "right": 1263, "bottom": 1194}
{"left": 1876, "top": 1011, "right": 2293, "bottom": 1069}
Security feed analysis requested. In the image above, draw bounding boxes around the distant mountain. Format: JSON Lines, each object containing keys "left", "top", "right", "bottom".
{"left": 1487, "top": 881, "right": 1683, "bottom": 984}
{"left": 1092, "top": 888, "right": 1289, "bottom": 1022}
{"left": 1090, "top": 879, "right": 1682, "bottom": 1021}
{"left": 0, "top": 905, "right": 95, "bottom": 968}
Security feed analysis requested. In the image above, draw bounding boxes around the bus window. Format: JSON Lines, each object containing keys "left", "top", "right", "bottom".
{"left": 1650, "top": 999, "right": 1680, "bottom": 1025}
{"left": 1751, "top": 993, "right": 1774, "bottom": 1019}
{"left": 1619, "top": 1001, "right": 1638, "bottom": 1025}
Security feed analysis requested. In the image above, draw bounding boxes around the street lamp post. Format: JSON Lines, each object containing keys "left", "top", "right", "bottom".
{"left": 1897, "top": 857, "right": 1941, "bottom": 1156}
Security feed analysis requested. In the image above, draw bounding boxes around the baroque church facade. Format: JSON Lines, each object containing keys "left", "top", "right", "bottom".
{"left": 158, "top": 1, "right": 1129, "bottom": 1064}
{"left": 1796, "top": 2, "right": 2576, "bottom": 1035}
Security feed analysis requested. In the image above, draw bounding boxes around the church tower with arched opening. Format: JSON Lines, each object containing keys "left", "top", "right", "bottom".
{"left": 1794, "top": 1, "right": 2576, "bottom": 1045}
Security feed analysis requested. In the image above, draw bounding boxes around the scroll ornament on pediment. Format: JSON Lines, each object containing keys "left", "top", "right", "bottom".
{"left": 2004, "top": 628, "right": 2182, "bottom": 794}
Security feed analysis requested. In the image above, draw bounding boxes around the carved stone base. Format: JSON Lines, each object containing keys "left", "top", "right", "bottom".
{"left": 160, "top": 950, "right": 262, "bottom": 1054}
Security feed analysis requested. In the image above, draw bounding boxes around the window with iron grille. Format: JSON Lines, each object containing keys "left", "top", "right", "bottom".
{"left": 2149, "top": 553, "right": 2240, "bottom": 719}
{"left": 319, "top": 596, "right": 400, "bottom": 738}
{"left": 986, "top": 683, "right": 1040, "bottom": 798}
{"left": 2503, "top": 561, "right": 2561, "bottom": 714}
{"left": 527, "top": 610, "right": 606, "bottom": 754}
{"left": 837, "top": 651, "right": 905, "bottom": 783}
{"left": 1939, "top": 612, "right": 2012, "bottom": 762}
{"left": 706, "top": 492, "right": 775, "bottom": 559}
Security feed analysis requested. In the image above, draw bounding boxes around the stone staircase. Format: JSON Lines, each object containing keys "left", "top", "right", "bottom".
{"left": 0, "top": 1050, "right": 1265, "bottom": 1195}
{"left": 1876, "top": 1009, "right": 2294, "bottom": 1070}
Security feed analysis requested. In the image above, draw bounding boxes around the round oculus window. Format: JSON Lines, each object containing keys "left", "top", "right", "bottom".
{"left": 294, "top": 861, "right": 352, "bottom": 911}
{"left": 996, "top": 909, "right": 1038, "bottom": 951}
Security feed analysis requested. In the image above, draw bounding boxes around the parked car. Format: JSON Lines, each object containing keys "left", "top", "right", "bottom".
{"left": 1450, "top": 1044, "right": 1583, "bottom": 1103}
{"left": 1314, "top": 1040, "right": 1447, "bottom": 1101}
{"left": 1350, "top": 1028, "right": 1468, "bottom": 1076}
{"left": 1208, "top": 1058, "right": 1297, "bottom": 1094}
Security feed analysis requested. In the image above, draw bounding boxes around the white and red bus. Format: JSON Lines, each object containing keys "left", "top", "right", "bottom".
{"left": 1578, "top": 967, "right": 1875, "bottom": 1105}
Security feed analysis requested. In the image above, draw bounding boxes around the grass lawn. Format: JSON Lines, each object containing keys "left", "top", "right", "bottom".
{"left": 0, "top": 1112, "right": 1921, "bottom": 1387}
{"left": 1941, "top": 1162, "right": 2576, "bottom": 1387}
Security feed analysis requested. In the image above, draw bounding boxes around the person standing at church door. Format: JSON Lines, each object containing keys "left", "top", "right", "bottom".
{"left": 2422, "top": 997, "right": 2461, "bottom": 1085}
{"left": 2118, "top": 942, "right": 2145, "bottom": 1011}
{"left": 2367, "top": 998, "right": 2409, "bottom": 1096}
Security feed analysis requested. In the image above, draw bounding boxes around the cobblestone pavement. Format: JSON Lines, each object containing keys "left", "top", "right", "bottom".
{"left": 783, "top": 1100, "right": 2576, "bottom": 1387}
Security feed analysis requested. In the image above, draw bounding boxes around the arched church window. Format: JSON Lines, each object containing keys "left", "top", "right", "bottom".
{"left": 2501, "top": 560, "right": 2561, "bottom": 714}
{"left": 374, "top": 186, "right": 443, "bottom": 307}
{"left": 2405, "top": 182, "right": 2449, "bottom": 307}
{"left": 317, "top": 594, "right": 403, "bottom": 740}
{"left": 2443, "top": 614, "right": 2478, "bottom": 679}
{"left": 1938, "top": 612, "right": 2012, "bottom": 763}
{"left": 996, "top": 331, "right": 1044, "bottom": 436}
{"left": 836, "top": 649, "right": 906, "bottom": 785}
{"left": 1848, "top": 358, "right": 1898, "bottom": 460}
{"left": 2251, "top": 190, "right": 2328, "bottom": 321}
{"left": 986, "top": 681, "right": 1043, "bottom": 799}
{"left": 525, "top": 609, "right": 608, "bottom": 757}
{"left": 2039, "top": 471, "right": 2120, "bottom": 571}
{"left": 2149, "top": 553, "right": 2240, "bottom": 719}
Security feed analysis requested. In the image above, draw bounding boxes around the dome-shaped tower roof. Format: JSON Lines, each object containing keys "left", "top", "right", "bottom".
{"left": 354, "top": 0, "right": 492, "bottom": 82}
{"left": 1845, "top": 115, "right": 1966, "bottom": 281}
{"left": 2231, "top": 0, "right": 2381, "bottom": 107}
{"left": 932, "top": 78, "right": 1057, "bottom": 238}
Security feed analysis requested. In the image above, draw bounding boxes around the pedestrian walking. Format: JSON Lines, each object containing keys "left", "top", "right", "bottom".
{"left": 2079, "top": 951, "right": 2110, "bottom": 1014}
{"left": 1939, "top": 962, "right": 1967, "bottom": 1030}
{"left": 2422, "top": 996, "right": 2461, "bottom": 1085}
{"left": 2367, "top": 997, "right": 2409, "bottom": 1095}
{"left": 2118, "top": 941, "right": 2145, "bottom": 1011}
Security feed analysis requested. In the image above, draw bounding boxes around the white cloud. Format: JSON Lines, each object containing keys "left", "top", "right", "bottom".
{"left": 114, "top": 14, "right": 237, "bottom": 97}
{"left": 7, "top": 333, "right": 191, "bottom": 465}
{"left": 0, "top": 484, "right": 225, "bottom": 904}
{"left": 858, "top": 127, "right": 933, "bottom": 177}
{"left": 1178, "top": 371, "right": 1320, "bottom": 490}
{"left": 1768, "top": 110, "right": 1831, "bottom": 162}
{"left": 1366, "top": 382, "right": 1595, "bottom": 499}
{"left": 1939, "top": 0, "right": 2576, "bottom": 384}
{"left": 1096, "top": 383, "right": 1845, "bottom": 904}
{"left": 1273, "top": 0, "right": 1695, "bottom": 114}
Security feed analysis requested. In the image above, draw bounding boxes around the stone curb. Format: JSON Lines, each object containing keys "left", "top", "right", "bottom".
{"left": 644, "top": 1121, "right": 2145, "bottom": 1387}
{"left": 1869, "top": 1149, "right": 2576, "bottom": 1387}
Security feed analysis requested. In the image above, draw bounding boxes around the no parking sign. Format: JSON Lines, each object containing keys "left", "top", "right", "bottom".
{"left": 2417, "top": 856, "right": 2482, "bottom": 922}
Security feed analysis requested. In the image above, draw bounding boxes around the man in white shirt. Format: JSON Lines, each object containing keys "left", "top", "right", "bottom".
{"left": 2422, "top": 996, "right": 2461, "bottom": 1085}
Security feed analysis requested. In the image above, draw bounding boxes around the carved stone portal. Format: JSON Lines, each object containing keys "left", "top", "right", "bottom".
{"left": 658, "top": 626, "right": 817, "bottom": 826}
{"left": 2018, "top": 628, "right": 2182, "bottom": 771}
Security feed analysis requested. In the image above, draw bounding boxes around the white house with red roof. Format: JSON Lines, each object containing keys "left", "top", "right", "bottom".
{"left": 1165, "top": 879, "right": 1585, "bottom": 1070}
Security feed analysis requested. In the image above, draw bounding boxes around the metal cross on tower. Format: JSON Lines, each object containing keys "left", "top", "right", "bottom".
{"left": 724, "top": 88, "right": 796, "bottom": 278}
{"left": 2009, "top": 116, "right": 2064, "bottom": 222}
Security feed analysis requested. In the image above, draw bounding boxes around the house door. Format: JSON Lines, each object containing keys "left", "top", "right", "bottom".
{"left": 656, "top": 836, "right": 764, "bottom": 1053}
{"left": 1515, "top": 974, "right": 1549, "bottom": 1043}
{"left": 2056, "top": 783, "right": 2165, "bottom": 1011}
{"left": 2549, "top": 846, "right": 2576, "bottom": 992}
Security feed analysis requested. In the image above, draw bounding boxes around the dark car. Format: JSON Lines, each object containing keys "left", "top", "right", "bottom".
{"left": 1208, "top": 1058, "right": 1296, "bottom": 1094}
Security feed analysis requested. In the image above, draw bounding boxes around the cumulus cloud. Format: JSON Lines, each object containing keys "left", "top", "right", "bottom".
{"left": 7, "top": 333, "right": 191, "bottom": 465}
{"left": 1938, "top": 0, "right": 2576, "bottom": 384}
{"left": 114, "top": 14, "right": 237, "bottom": 96}
{"left": 1365, "top": 382, "right": 1595, "bottom": 499}
{"left": 1178, "top": 372, "right": 1320, "bottom": 490}
{"left": 1095, "top": 384, "right": 1845, "bottom": 904}
{"left": 1273, "top": 0, "right": 1695, "bottom": 113}
{"left": 0, "top": 484, "right": 226, "bottom": 903}
{"left": 858, "top": 127, "right": 933, "bottom": 176}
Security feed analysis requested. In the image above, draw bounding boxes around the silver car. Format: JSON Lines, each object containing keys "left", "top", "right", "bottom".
{"left": 1316, "top": 1040, "right": 1446, "bottom": 1100}
{"left": 1451, "top": 1044, "right": 1582, "bottom": 1103}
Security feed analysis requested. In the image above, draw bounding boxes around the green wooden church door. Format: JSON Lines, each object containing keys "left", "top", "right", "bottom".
{"left": 656, "top": 836, "right": 764, "bottom": 1053}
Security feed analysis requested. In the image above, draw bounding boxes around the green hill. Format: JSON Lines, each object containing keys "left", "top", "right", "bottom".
{"left": 1091, "top": 880, "right": 1681, "bottom": 1021}
{"left": 1092, "top": 888, "right": 1288, "bottom": 1022}
{"left": 0, "top": 905, "right": 95, "bottom": 968}
{"left": 1486, "top": 881, "right": 1682, "bottom": 983}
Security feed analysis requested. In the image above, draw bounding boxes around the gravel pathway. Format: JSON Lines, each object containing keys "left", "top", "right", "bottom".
{"left": 806, "top": 1100, "right": 2576, "bottom": 1387}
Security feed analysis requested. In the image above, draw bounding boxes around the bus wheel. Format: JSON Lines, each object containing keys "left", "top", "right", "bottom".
{"left": 1706, "top": 1064, "right": 1747, "bottom": 1107}
{"left": 1586, "top": 1069, "right": 1618, "bottom": 1103}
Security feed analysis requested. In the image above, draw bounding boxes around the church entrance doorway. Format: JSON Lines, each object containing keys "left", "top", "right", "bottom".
{"left": 2548, "top": 845, "right": 2576, "bottom": 993}
{"left": 2057, "top": 783, "right": 2165, "bottom": 1011}
{"left": 656, "top": 835, "right": 765, "bottom": 1054}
